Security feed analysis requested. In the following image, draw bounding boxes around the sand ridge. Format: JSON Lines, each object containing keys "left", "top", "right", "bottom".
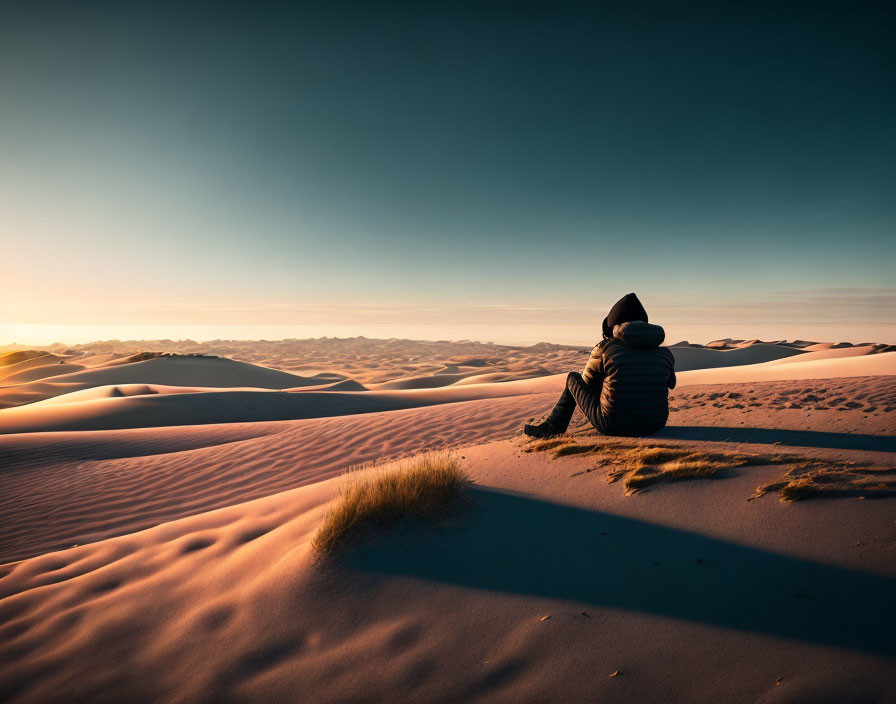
{"left": 1, "top": 337, "right": 895, "bottom": 703}
{"left": 6, "top": 336, "right": 890, "bottom": 399}
{"left": 2, "top": 337, "right": 893, "bottom": 432}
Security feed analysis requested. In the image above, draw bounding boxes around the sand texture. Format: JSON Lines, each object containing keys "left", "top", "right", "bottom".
{"left": 1, "top": 337, "right": 894, "bottom": 703}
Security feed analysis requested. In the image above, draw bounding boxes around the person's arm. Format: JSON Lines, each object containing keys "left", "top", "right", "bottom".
{"left": 582, "top": 342, "right": 605, "bottom": 387}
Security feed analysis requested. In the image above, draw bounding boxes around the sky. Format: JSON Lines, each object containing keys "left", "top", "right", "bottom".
{"left": 2, "top": 0, "right": 894, "bottom": 345}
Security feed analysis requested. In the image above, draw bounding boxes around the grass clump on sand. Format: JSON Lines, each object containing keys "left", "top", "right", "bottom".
{"left": 525, "top": 436, "right": 629, "bottom": 457}
{"left": 525, "top": 436, "right": 776, "bottom": 492}
{"left": 522, "top": 437, "right": 576, "bottom": 453}
{"left": 752, "top": 465, "right": 896, "bottom": 502}
{"left": 614, "top": 447, "right": 784, "bottom": 494}
{"left": 527, "top": 435, "right": 895, "bottom": 501}
{"left": 313, "top": 452, "right": 471, "bottom": 554}
{"left": 553, "top": 443, "right": 601, "bottom": 457}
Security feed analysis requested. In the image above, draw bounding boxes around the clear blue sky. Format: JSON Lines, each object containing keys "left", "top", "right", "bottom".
{"left": 2, "top": 1, "right": 894, "bottom": 344}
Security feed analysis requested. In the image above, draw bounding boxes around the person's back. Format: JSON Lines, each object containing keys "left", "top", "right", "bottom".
{"left": 525, "top": 292, "right": 676, "bottom": 438}
{"left": 586, "top": 321, "right": 675, "bottom": 435}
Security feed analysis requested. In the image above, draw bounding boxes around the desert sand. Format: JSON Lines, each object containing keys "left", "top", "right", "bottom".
{"left": 1, "top": 337, "right": 894, "bottom": 703}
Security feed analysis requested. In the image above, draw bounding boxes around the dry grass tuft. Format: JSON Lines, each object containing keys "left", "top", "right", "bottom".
{"left": 624, "top": 446, "right": 693, "bottom": 465}
{"left": 313, "top": 452, "right": 471, "bottom": 554}
{"left": 523, "top": 437, "right": 576, "bottom": 453}
{"left": 533, "top": 435, "right": 895, "bottom": 501}
{"left": 553, "top": 443, "right": 599, "bottom": 457}
{"left": 526, "top": 436, "right": 642, "bottom": 458}
{"left": 753, "top": 467, "right": 896, "bottom": 502}
{"left": 619, "top": 449, "right": 773, "bottom": 493}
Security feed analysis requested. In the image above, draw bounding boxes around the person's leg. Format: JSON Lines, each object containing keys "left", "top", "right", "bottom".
{"left": 564, "top": 371, "right": 604, "bottom": 431}
{"left": 523, "top": 386, "right": 577, "bottom": 437}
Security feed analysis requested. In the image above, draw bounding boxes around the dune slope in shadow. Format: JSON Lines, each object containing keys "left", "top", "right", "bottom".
{"left": 351, "top": 488, "right": 896, "bottom": 658}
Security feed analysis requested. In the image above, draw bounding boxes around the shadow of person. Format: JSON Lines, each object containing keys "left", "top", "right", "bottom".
{"left": 657, "top": 425, "right": 896, "bottom": 452}
{"left": 349, "top": 488, "right": 896, "bottom": 658}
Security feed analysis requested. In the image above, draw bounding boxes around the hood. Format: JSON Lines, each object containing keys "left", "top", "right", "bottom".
{"left": 602, "top": 292, "right": 648, "bottom": 339}
{"left": 613, "top": 321, "right": 665, "bottom": 349}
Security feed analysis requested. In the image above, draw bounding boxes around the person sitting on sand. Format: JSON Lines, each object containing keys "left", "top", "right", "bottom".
{"left": 524, "top": 292, "right": 676, "bottom": 438}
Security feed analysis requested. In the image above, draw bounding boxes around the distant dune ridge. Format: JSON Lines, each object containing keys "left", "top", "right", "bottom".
{"left": 0, "top": 336, "right": 893, "bottom": 433}
{"left": 1, "top": 336, "right": 895, "bottom": 703}
{"left": 0, "top": 338, "right": 589, "bottom": 409}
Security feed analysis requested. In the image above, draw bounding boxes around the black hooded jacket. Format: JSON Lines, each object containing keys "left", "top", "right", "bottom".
{"left": 583, "top": 294, "right": 676, "bottom": 435}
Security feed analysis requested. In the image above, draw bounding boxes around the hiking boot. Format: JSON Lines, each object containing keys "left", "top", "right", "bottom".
{"left": 524, "top": 418, "right": 566, "bottom": 438}
{"left": 524, "top": 387, "right": 576, "bottom": 438}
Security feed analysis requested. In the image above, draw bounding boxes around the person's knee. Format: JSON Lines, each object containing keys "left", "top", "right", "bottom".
{"left": 566, "top": 371, "right": 583, "bottom": 389}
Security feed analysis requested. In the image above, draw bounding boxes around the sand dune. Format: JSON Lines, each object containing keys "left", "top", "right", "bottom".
{"left": 0, "top": 355, "right": 343, "bottom": 409}
{"left": 1, "top": 362, "right": 86, "bottom": 385}
{"left": 1, "top": 336, "right": 894, "bottom": 702}
{"left": 0, "top": 389, "right": 420, "bottom": 434}
{"left": 4, "top": 338, "right": 890, "bottom": 414}
{"left": 803, "top": 342, "right": 857, "bottom": 351}
{"left": 0, "top": 344, "right": 574, "bottom": 409}
{"left": 368, "top": 372, "right": 480, "bottom": 389}
{"left": 762, "top": 343, "right": 883, "bottom": 364}
{"left": 365, "top": 367, "right": 548, "bottom": 389}
{"left": 30, "top": 337, "right": 590, "bottom": 387}
{"left": 0, "top": 390, "right": 358, "bottom": 434}
{"left": 71, "top": 352, "right": 123, "bottom": 366}
{"left": 2, "top": 426, "right": 894, "bottom": 703}
{"left": 0, "top": 350, "right": 53, "bottom": 366}
{"left": 0, "top": 374, "right": 566, "bottom": 435}
{"left": 0, "top": 353, "right": 70, "bottom": 381}
{"left": 702, "top": 337, "right": 796, "bottom": 349}
{"left": 1, "top": 374, "right": 891, "bottom": 564}
{"left": 0, "top": 381, "right": 86, "bottom": 410}
{"left": 34, "top": 355, "right": 318, "bottom": 388}
{"left": 454, "top": 369, "right": 551, "bottom": 385}
{"left": 669, "top": 343, "right": 806, "bottom": 371}
{"left": 35, "top": 383, "right": 224, "bottom": 405}
{"left": 288, "top": 378, "right": 368, "bottom": 392}
{"left": 0, "top": 393, "right": 559, "bottom": 561}
{"left": 2, "top": 345, "right": 893, "bottom": 433}
{"left": 678, "top": 350, "right": 896, "bottom": 386}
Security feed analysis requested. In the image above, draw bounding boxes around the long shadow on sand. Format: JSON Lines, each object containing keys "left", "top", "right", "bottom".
{"left": 349, "top": 489, "right": 896, "bottom": 658}
{"left": 658, "top": 425, "right": 896, "bottom": 452}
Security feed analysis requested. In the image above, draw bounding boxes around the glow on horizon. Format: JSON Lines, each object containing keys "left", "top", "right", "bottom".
{"left": 2, "top": 3, "right": 894, "bottom": 346}
{"left": 4, "top": 294, "right": 895, "bottom": 347}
